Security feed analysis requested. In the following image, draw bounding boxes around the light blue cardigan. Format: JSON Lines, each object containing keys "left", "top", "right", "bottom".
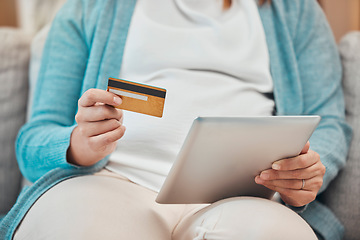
{"left": 0, "top": 0, "right": 352, "bottom": 239}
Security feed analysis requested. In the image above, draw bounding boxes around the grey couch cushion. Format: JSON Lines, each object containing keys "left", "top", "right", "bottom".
{"left": 0, "top": 28, "right": 31, "bottom": 215}
{"left": 321, "top": 32, "right": 360, "bottom": 240}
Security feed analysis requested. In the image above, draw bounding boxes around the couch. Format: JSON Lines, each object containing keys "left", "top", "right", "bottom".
{"left": 0, "top": 26, "right": 359, "bottom": 239}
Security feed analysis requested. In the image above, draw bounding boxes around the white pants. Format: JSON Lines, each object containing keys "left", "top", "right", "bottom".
{"left": 14, "top": 169, "right": 317, "bottom": 240}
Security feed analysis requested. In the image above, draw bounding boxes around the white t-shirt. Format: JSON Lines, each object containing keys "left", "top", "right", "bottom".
{"left": 106, "top": 0, "right": 275, "bottom": 192}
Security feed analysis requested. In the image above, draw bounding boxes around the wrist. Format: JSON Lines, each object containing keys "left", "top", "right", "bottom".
{"left": 286, "top": 203, "right": 309, "bottom": 214}
{"left": 66, "top": 126, "right": 101, "bottom": 166}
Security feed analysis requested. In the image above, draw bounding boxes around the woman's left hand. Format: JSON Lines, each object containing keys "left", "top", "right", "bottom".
{"left": 255, "top": 142, "right": 326, "bottom": 207}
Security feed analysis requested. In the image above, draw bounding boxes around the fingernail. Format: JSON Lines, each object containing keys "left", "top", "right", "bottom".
{"left": 260, "top": 172, "right": 270, "bottom": 180}
{"left": 113, "top": 97, "right": 122, "bottom": 105}
{"left": 255, "top": 176, "right": 264, "bottom": 184}
{"left": 272, "top": 163, "right": 280, "bottom": 170}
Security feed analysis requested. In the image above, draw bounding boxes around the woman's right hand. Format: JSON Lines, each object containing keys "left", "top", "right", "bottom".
{"left": 66, "top": 89, "right": 126, "bottom": 166}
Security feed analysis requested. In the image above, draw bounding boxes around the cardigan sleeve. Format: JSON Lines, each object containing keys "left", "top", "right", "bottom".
{"left": 16, "top": 0, "right": 103, "bottom": 183}
{"left": 293, "top": 0, "right": 352, "bottom": 193}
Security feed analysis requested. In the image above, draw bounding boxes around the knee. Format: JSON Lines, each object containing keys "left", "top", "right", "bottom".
{"left": 179, "top": 197, "right": 317, "bottom": 240}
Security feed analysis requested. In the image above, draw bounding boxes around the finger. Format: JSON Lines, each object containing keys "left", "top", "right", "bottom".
{"left": 79, "top": 89, "right": 122, "bottom": 107}
{"left": 272, "top": 150, "right": 319, "bottom": 171}
{"left": 255, "top": 176, "right": 303, "bottom": 190}
{"left": 260, "top": 161, "right": 325, "bottom": 180}
{"left": 77, "top": 105, "right": 123, "bottom": 122}
{"left": 119, "top": 113, "right": 124, "bottom": 125}
{"left": 261, "top": 184, "right": 316, "bottom": 207}
{"left": 258, "top": 182, "right": 306, "bottom": 196}
{"left": 79, "top": 119, "right": 122, "bottom": 137}
{"left": 255, "top": 175, "right": 323, "bottom": 191}
{"left": 301, "top": 141, "right": 310, "bottom": 154}
{"left": 88, "top": 125, "right": 126, "bottom": 152}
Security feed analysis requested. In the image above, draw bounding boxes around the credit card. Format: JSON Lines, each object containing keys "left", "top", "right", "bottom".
{"left": 107, "top": 77, "right": 167, "bottom": 118}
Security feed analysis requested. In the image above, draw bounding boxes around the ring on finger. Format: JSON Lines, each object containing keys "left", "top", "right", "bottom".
{"left": 301, "top": 179, "right": 305, "bottom": 190}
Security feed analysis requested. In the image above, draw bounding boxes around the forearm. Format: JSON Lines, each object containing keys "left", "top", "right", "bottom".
{"left": 293, "top": 0, "right": 353, "bottom": 193}
{"left": 16, "top": 122, "right": 76, "bottom": 182}
{"left": 15, "top": 0, "right": 93, "bottom": 182}
{"left": 309, "top": 116, "right": 352, "bottom": 193}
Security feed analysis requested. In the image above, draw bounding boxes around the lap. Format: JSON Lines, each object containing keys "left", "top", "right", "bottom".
{"left": 14, "top": 170, "right": 316, "bottom": 240}
{"left": 14, "top": 170, "right": 194, "bottom": 240}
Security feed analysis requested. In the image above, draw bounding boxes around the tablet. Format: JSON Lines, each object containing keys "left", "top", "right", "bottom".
{"left": 156, "top": 116, "right": 321, "bottom": 204}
